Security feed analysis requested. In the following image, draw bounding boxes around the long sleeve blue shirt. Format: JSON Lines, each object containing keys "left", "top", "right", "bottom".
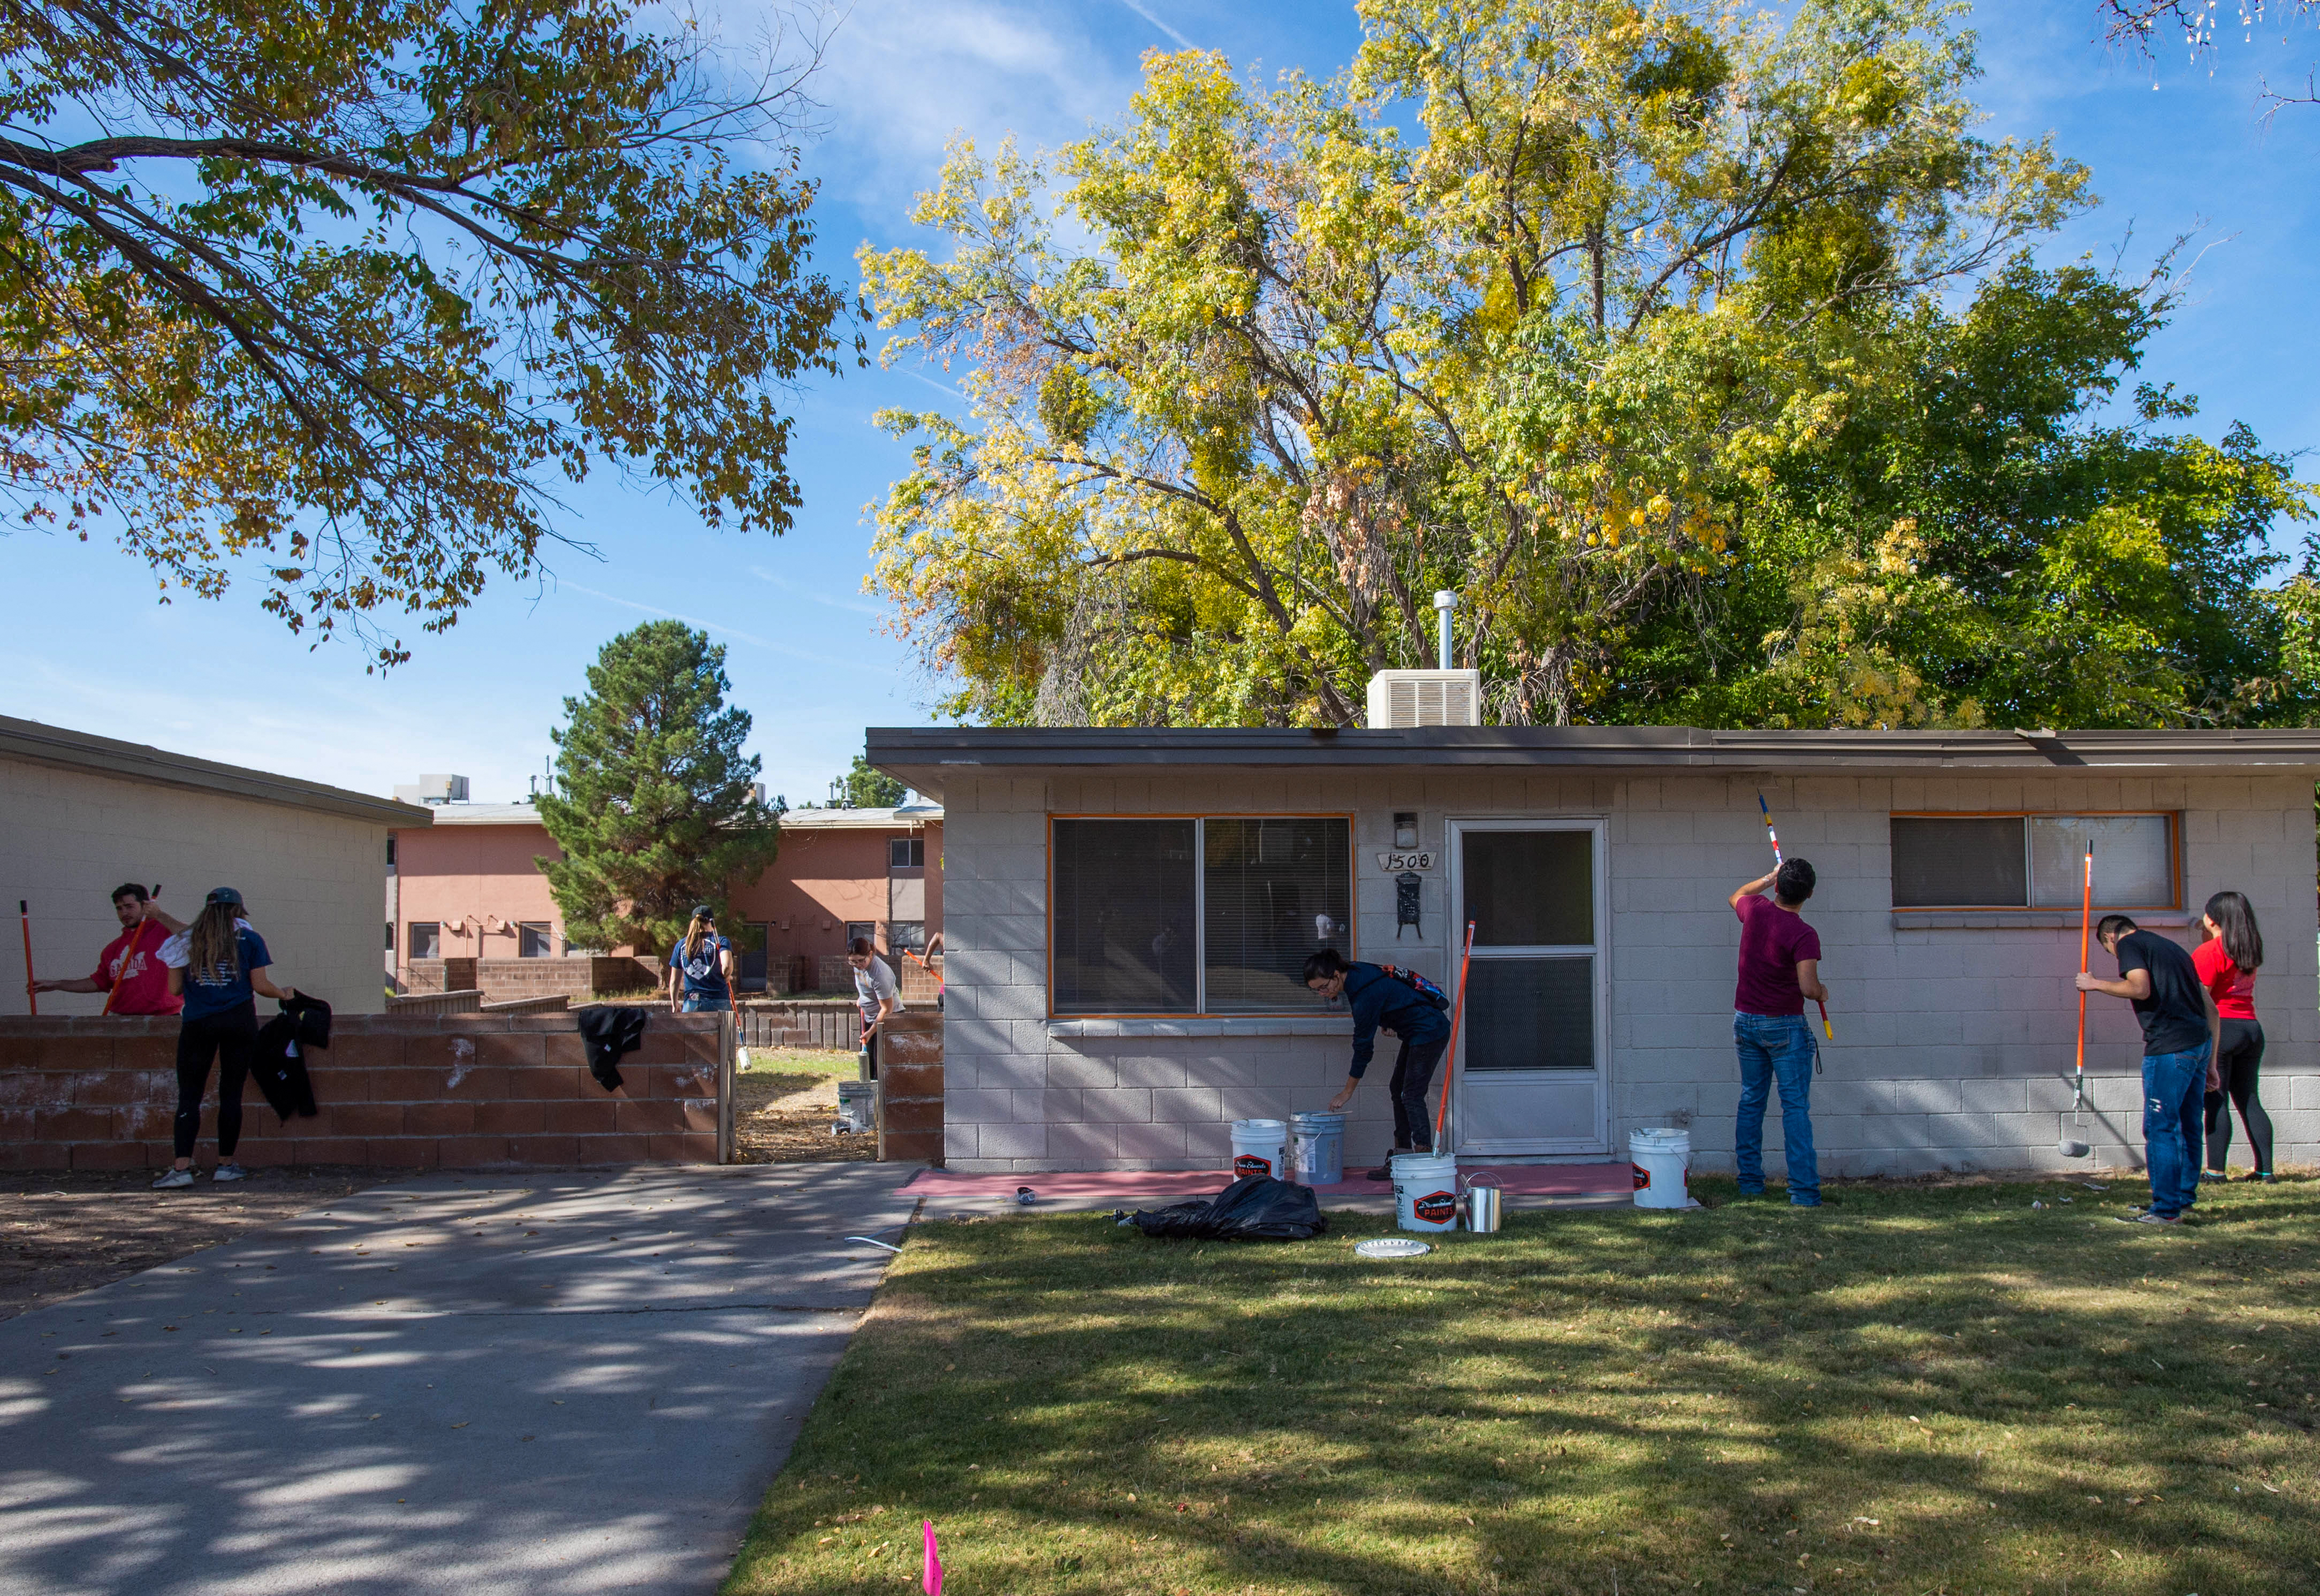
{"left": 1342, "top": 962, "right": 1452, "bottom": 1076}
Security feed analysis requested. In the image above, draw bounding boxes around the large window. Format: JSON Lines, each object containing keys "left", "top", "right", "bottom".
{"left": 889, "top": 837, "right": 925, "bottom": 868}
{"left": 1052, "top": 816, "right": 1351, "bottom": 1015}
{"left": 408, "top": 921, "right": 440, "bottom": 959}
{"left": 518, "top": 922, "right": 553, "bottom": 958}
{"left": 1891, "top": 814, "right": 2177, "bottom": 910}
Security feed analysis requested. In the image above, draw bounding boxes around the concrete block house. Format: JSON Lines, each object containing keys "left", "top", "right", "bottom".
{"left": 868, "top": 722, "right": 2320, "bottom": 1179}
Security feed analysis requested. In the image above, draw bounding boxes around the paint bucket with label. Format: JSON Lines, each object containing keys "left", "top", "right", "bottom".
{"left": 1229, "top": 1118, "right": 1289, "bottom": 1180}
{"left": 1629, "top": 1127, "right": 1692, "bottom": 1209}
{"left": 1289, "top": 1111, "right": 1347, "bottom": 1186}
{"left": 1391, "top": 1151, "right": 1461, "bottom": 1233}
{"left": 837, "top": 1081, "right": 877, "bottom": 1135}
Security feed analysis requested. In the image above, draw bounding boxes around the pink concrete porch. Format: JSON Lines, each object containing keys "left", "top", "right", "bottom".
{"left": 902, "top": 1163, "right": 1635, "bottom": 1203}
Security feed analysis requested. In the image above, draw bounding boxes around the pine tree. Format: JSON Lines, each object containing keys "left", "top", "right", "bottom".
{"left": 537, "top": 623, "right": 779, "bottom": 954}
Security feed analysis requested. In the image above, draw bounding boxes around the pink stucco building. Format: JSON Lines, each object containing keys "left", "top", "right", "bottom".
{"left": 387, "top": 801, "right": 942, "bottom": 994}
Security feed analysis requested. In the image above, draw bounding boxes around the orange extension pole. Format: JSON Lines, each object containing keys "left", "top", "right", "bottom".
{"left": 2073, "top": 841, "right": 2094, "bottom": 1091}
{"left": 18, "top": 899, "right": 35, "bottom": 1017}
{"left": 1433, "top": 921, "right": 1477, "bottom": 1148}
{"left": 102, "top": 905, "right": 154, "bottom": 1017}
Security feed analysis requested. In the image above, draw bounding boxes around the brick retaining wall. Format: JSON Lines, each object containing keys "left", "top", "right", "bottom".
{"left": 404, "top": 957, "right": 597, "bottom": 1002}
{"left": 877, "top": 1012, "right": 942, "bottom": 1164}
{"left": 0, "top": 1011, "right": 730, "bottom": 1172}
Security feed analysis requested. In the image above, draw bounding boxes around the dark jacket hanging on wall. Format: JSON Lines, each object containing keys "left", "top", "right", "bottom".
{"left": 250, "top": 991, "right": 331, "bottom": 1122}
{"left": 576, "top": 1006, "right": 649, "bottom": 1091}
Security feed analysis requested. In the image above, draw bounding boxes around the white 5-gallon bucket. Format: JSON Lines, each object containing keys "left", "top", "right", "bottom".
{"left": 1289, "top": 1111, "right": 1347, "bottom": 1186}
{"left": 1391, "top": 1151, "right": 1461, "bottom": 1233}
{"left": 1230, "top": 1118, "right": 1289, "bottom": 1180}
{"left": 1630, "top": 1127, "right": 1693, "bottom": 1209}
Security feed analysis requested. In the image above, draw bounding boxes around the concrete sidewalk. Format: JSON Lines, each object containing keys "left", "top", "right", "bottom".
{"left": 0, "top": 1163, "right": 922, "bottom": 1596}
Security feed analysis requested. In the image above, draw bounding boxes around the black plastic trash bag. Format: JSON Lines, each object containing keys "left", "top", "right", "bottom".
{"left": 1118, "top": 1174, "right": 1328, "bottom": 1242}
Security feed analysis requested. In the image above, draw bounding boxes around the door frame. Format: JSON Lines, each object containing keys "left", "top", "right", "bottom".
{"left": 1448, "top": 815, "right": 1611, "bottom": 1158}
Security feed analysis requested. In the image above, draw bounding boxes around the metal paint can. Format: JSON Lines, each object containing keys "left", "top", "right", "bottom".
{"left": 1462, "top": 1178, "right": 1503, "bottom": 1233}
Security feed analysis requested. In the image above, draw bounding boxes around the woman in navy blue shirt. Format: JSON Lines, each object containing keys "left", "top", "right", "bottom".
{"left": 666, "top": 906, "right": 735, "bottom": 1013}
{"left": 1304, "top": 948, "right": 1455, "bottom": 1179}
{"left": 156, "top": 889, "right": 295, "bottom": 1189}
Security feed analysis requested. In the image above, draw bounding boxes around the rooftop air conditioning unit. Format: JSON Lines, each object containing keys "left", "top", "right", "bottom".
{"left": 393, "top": 773, "right": 470, "bottom": 805}
{"left": 1366, "top": 670, "right": 1482, "bottom": 728}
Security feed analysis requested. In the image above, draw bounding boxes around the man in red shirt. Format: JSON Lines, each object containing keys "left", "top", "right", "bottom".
{"left": 32, "top": 883, "right": 187, "bottom": 1015}
{"left": 1729, "top": 859, "right": 1829, "bottom": 1206}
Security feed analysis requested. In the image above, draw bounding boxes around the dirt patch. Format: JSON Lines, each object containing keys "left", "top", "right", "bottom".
{"left": 0, "top": 1168, "right": 394, "bottom": 1322}
{"left": 731, "top": 1062, "right": 876, "bottom": 1165}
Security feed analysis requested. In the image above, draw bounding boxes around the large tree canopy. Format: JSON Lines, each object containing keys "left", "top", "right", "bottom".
{"left": 1, "top": 0, "right": 854, "bottom": 664}
{"left": 862, "top": 0, "right": 2314, "bottom": 731}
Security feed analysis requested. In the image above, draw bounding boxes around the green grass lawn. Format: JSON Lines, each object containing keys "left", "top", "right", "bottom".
{"left": 739, "top": 1047, "right": 858, "bottom": 1077}
{"left": 726, "top": 1174, "right": 2318, "bottom": 1595}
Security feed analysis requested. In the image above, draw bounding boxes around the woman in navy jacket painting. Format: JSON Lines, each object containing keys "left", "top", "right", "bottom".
{"left": 1304, "top": 948, "right": 1454, "bottom": 1180}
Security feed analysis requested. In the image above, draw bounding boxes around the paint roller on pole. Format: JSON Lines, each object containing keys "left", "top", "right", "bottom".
{"left": 2060, "top": 841, "right": 2094, "bottom": 1158}
{"left": 1755, "top": 793, "right": 1832, "bottom": 1039}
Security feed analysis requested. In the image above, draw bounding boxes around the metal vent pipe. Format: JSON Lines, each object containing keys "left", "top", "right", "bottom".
{"left": 1432, "top": 590, "right": 1456, "bottom": 670}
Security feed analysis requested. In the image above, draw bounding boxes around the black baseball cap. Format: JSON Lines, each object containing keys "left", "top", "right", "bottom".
{"left": 206, "top": 887, "right": 245, "bottom": 907}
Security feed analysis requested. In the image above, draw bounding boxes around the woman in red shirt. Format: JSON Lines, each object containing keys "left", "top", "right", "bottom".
{"left": 2193, "top": 890, "right": 2273, "bottom": 1182}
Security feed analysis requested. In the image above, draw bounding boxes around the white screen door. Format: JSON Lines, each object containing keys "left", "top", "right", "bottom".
{"left": 1450, "top": 819, "right": 1608, "bottom": 1155}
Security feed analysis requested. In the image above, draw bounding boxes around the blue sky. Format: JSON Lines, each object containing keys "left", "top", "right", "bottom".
{"left": 4, "top": 1, "right": 2315, "bottom": 806}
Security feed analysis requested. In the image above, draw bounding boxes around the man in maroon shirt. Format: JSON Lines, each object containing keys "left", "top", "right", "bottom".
{"left": 32, "top": 883, "right": 186, "bottom": 1015}
{"left": 1729, "top": 859, "right": 1829, "bottom": 1206}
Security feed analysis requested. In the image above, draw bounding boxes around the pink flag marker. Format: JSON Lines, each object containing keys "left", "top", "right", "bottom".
{"left": 922, "top": 1519, "right": 942, "bottom": 1595}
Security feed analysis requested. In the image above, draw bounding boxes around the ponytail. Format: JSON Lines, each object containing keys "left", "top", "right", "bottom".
{"left": 2202, "top": 891, "right": 2263, "bottom": 973}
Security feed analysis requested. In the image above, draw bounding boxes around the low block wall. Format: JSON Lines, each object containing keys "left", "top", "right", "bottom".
{"left": 404, "top": 957, "right": 596, "bottom": 1003}
{"left": 878, "top": 1012, "right": 942, "bottom": 1165}
{"left": 0, "top": 1010, "right": 729, "bottom": 1172}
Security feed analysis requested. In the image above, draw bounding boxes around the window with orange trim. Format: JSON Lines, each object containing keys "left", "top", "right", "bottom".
{"left": 1052, "top": 816, "right": 1351, "bottom": 1014}
{"left": 1890, "top": 814, "right": 2177, "bottom": 910}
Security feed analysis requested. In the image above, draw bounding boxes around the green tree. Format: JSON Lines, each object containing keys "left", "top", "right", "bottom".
{"left": 537, "top": 622, "right": 778, "bottom": 955}
{"left": 1615, "top": 259, "right": 2316, "bottom": 730}
{"left": 861, "top": 0, "right": 2086, "bottom": 726}
{"left": 2, "top": 0, "right": 856, "bottom": 666}
{"left": 838, "top": 755, "right": 905, "bottom": 809}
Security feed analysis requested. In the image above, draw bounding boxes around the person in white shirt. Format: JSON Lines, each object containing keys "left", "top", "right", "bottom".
{"left": 847, "top": 936, "right": 901, "bottom": 1078}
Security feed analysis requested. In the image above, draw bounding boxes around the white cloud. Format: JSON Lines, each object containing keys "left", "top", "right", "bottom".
{"left": 779, "top": 0, "right": 1139, "bottom": 208}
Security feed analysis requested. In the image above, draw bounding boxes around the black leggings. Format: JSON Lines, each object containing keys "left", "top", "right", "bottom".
{"left": 175, "top": 1004, "right": 257, "bottom": 1159}
{"left": 2204, "top": 1018, "right": 2273, "bottom": 1175}
{"left": 1386, "top": 1035, "right": 1451, "bottom": 1154}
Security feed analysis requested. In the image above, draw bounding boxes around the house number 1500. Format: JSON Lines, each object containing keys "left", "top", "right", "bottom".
{"left": 1376, "top": 850, "right": 1436, "bottom": 871}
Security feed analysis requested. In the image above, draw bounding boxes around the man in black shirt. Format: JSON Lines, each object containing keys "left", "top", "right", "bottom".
{"left": 2076, "top": 915, "right": 2219, "bottom": 1225}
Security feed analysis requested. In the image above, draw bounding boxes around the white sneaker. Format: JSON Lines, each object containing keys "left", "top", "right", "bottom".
{"left": 151, "top": 1169, "right": 195, "bottom": 1189}
{"left": 212, "top": 1164, "right": 247, "bottom": 1183}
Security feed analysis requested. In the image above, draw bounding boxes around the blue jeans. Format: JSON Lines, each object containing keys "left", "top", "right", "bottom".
{"left": 681, "top": 995, "right": 731, "bottom": 1013}
{"left": 1735, "top": 1012, "right": 1819, "bottom": 1204}
{"left": 2141, "top": 1042, "right": 2210, "bottom": 1219}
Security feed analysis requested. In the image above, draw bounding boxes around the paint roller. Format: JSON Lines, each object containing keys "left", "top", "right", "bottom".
{"left": 1756, "top": 793, "right": 1832, "bottom": 1040}
{"left": 2059, "top": 841, "right": 2094, "bottom": 1158}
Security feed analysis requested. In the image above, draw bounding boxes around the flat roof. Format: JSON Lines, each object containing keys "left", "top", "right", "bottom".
{"left": 780, "top": 804, "right": 942, "bottom": 831}
{"left": 869, "top": 724, "right": 2320, "bottom": 795}
{"left": 400, "top": 800, "right": 944, "bottom": 830}
{"left": 0, "top": 714, "right": 435, "bottom": 827}
{"left": 413, "top": 803, "right": 547, "bottom": 827}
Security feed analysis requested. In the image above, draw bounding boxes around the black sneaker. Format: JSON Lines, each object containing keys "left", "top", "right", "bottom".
{"left": 1363, "top": 1165, "right": 1396, "bottom": 1182}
